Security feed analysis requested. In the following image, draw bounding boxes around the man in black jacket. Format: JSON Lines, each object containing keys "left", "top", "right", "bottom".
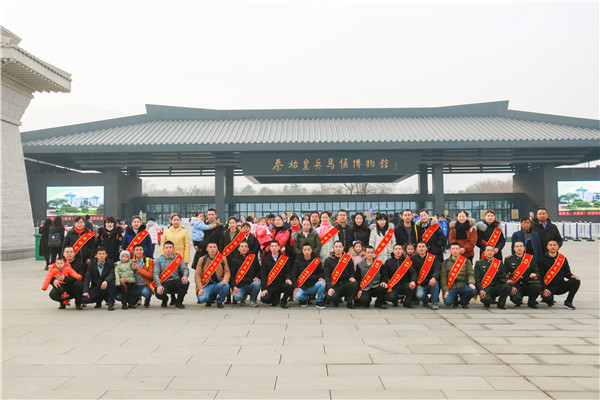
{"left": 293, "top": 243, "right": 326, "bottom": 308}
{"left": 538, "top": 240, "right": 580, "bottom": 310}
{"left": 334, "top": 209, "right": 352, "bottom": 251}
{"left": 412, "top": 241, "right": 442, "bottom": 310}
{"left": 324, "top": 241, "right": 359, "bottom": 309}
{"left": 260, "top": 241, "right": 293, "bottom": 308}
{"left": 229, "top": 242, "right": 261, "bottom": 307}
{"left": 384, "top": 244, "right": 417, "bottom": 308}
{"left": 394, "top": 209, "right": 419, "bottom": 247}
{"left": 532, "top": 208, "right": 563, "bottom": 250}
{"left": 81, "top": 247, "right": 116, "bottom": 311}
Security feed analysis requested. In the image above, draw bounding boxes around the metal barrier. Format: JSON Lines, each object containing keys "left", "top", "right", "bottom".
{"left": 503, "top": 222, "right": 598, "bottom": 241}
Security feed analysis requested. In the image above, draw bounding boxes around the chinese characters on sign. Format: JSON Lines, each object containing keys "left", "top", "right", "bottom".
{"left": 272, "top": 157, "right": 396, "bottom": 172}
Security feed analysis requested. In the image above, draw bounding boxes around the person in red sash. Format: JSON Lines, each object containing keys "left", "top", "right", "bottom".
{"left": 356, "top": 246, "right": 388, "bottom": 309}
{"left": 63, "top": 216, "right": 96, "bottom": 275}
{"left": 218, "top": 217, "right": 242, "bottom": 265}
{"left": 369, "top": 213, "right": 396, "bottom": 262}
{"left": 96, "top": 216, "right": 124, "bottom": 263}
{"left": 503, "top": 241, "right": 542, "bottom": 308}
{"left": 324, "top": 241, "right": 359, "bottom": 309}
{"left": 81, "top": 247, "right": 116, "bottom": 311}
{"left": 316, "top": 211, "right": 339, "bottom": 260}
{"left": 384, "top": 244, "right": 417, "bottom": 308}
{"left": 416, "top": 209, "right": 446, "bottom": 263}
{"left": 448, "top": 211, "right": 477, "bottom": 261}
{"left": 292, "top": 243, "right": 326, "bottom": 309}
{"left": 441, "top": 243, "right": 477, "bottom": 309}
{"left": 153, "top": 241, "right": 190, "bottom": 309}
{"left": 130, "top": 244, "right": 154, "bottom": 308}
{"left": 195, "top": 242, "right": 230, "bottom": 308}
{"left": 260, "top": 241, "right": 293, "bottom": 309}
{"left": 475, "top": 245, "right": 511, "bottom": 309}
{"left": 412, "top": 241, "right": 441, "bottom": 310}
{"left": 229, "top": 241, "right": 261, "bottom": 307}
{"left": 122, "top": 216, "right": 153, "bottom": 259}
{"left": 476, "top": 209, "right": 505, "bottom": 261}
{"left": 538, "top": 240, "right": 580, "bottom": 310}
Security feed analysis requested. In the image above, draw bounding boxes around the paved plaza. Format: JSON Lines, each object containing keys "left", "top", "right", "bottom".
{"left": 2, "top": 241, "right": 599, "bottom": 399}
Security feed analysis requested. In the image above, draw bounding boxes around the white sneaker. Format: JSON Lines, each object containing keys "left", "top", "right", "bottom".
{"left": 431, "top": 304, "right": 439, "bottom": 310}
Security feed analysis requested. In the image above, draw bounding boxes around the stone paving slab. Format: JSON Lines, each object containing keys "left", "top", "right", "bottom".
{"left": 2, "top": 241, "right": 599, "bottom": 399}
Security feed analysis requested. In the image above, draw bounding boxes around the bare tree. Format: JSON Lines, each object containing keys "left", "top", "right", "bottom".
{"left": 463, "top": 178, "right": 513, "bottom": 193}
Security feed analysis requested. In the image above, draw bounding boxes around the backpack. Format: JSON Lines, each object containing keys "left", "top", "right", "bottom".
{"left": 48, "top": 231, "right": 61, "bottom": 247}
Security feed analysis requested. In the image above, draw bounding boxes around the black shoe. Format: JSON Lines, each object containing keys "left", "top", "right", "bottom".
{"left": 363, "top": 303, "right": 370, "bottom": 308}
{"left": 129, "top": 305, "right": 136, "bottom": 309}
{"left": 144, "top": 303, "right": 150, "bottom": 308}
{"left": 161, "top": 300, "right": 168, "bottom": 308}
{"left": 217, "top": 302, "right": 224, "bottom": 308}
{"left": 461, "top": 304, "right": 469, "bottom": 309}
{"left": 332, "top": 298, "right": 340, "bottom": 307}
{"left": 528, "top": 304, "right": 539, "bottom": 309}
{"left": 391, "top": 298, "right": 399, "bottom": 307}
{"left": 484, "top": 303, "right": 490, "bottom": 308}
{"left": 94, "top": 302, "right": 102, "bottom": 309}
{"left": 402, "top": 303, "right": 414, "bottom": 309}
{"left": 58, "top": 303, "right": 66, "bottom": 309}
{"left": 45, "top": 266, "right": 49, "bottom": 270}
{"left": 176, "top": 304, "right": 185, "bottom": 309}
{"left": 375, "top": 303, "right": 387, "bottom": 310}
{"left": 347, "top": 302, "right": 355, "bottom": 309}
{"left": 76, "top": 304, "right": 83, "bottom": 310}
{"left": 453, "top": 303, "right": 459, "bottom": 308}
{"left": 205, "top": 301, "right": 212, "bottom": 307}
{"left": 498, "top": 305, "right": 507, "bottom": 310}
{"left": 490, "top": 299, "right": 498, "bottom": 304}
{"left": 169, "top": 296, "right": 176, "bottom": 306}
{"left": 514, "top": 303, "right": 521, "bottom": 308}
{"left": 122, "top": 304, "right": 128, "bottom": 310}
{"left": 108, "top": 304, "right": 114, "bottom": 311}
{"left": 270, "top": 302, "right": 278, "bottom": 307}
{"left": 281, "top": 298, "right": 288, "bottom": 309}
{"left": 316, "top": 302, "right": 326, "bottom": 309}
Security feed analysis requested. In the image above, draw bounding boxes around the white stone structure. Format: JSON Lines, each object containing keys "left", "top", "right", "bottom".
{"left": 1, "top": 27, "right": 71, "bottom": 260}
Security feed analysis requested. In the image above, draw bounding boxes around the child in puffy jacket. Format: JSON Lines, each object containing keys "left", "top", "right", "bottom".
{"left": 254, "top": 217, "right": 273, "bottom": 252}
{"left": 114, "top": 250, "right": 137, "bottom": 309}
{"left": 42, "top": 256, "right": 82, "bottom": 306}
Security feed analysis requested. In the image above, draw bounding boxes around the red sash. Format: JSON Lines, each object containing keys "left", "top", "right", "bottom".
{"left": 223, "top": 231, "right": 246, "bottom": 257}
{"left": 320, "top": 227, "right": 339, "bottom": 247}
{"left": 148, "top": 254, "right": 183, "bottom": 292}
{"left": 297, "top": 257, "right": 321, "bottom": 287}
{"left": 416, "top": 253, "right": 436, "bottom": 285}
{"left": 73, "top": 230, "right": 94, "bottom": 256}
{"left": 267, "top": 255, "right": 288, "bottom": 287}
{"left": 375, "top": 229, "right": 394, "bottom": 257}
{"left": 481, "top": 228, "right": 502, "bottom": 259}
{"left": 544, "top": 253, "right": 565, "bottom": 286}
{"left": 388, "top": 258, "right": 413, "bottom": 290}
{"left": 480, "top": 258, "right": 501, "bottom": 289}
{"left": 446, "top": 255, "right": 467, "bottom": 289}
{"left": 126, "top": 230, "right": 149, "bottom": 252}
{"left": 201, "top": 252, "right": 224, "bottom": 286}
{"left": 330, "top": 254, "right": 351, "bottom": 286}
{"left": 360, "top": 259, "right": 383, "bottom": 289}
{"left": 512, "top": 253, "right": 533, "bottom": 284}
{"left": 421, "top": 224, "right": 440, "bottom": 243}
{"left": 235, "top": 254, "right": 255, "bottom": 285}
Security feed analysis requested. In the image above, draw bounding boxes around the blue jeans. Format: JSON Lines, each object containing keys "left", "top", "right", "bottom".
{"left": 233, "top": 280, "right": 261, "bottom": 302}
{"left": 444, "top": 285, "right": 477, "bottom": 307}
{"left": 293, "top": 281, "right": 325, "bottom": 302}
{"left": 197, "top": 282, "right": 230, "bottom": 304}
{"left": 416, "top": 281, "right": 439, "bottom": 305}
{"left": 136, "top": 285, "right": 153, "bottom": 305}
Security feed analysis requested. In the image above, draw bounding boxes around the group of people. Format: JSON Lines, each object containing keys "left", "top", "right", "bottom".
{"left": 41, "top": 207, "right": 581, "bottom": 311}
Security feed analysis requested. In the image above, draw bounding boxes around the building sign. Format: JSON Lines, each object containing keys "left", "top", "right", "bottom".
{"left": 240, "top": 151, "right": 421, "bottom": 177}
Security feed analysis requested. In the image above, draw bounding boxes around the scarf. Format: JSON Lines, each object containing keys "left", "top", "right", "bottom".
{"left": 74, "top": 226, "right": 85, "bottom": 235}
{"left": 319, "top": 220, "right": 332, "bottom": 239}
{"left": 454, "top": 220, "right": 470, "bottom": 240}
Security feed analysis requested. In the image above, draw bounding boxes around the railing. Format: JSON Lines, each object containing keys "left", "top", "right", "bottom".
{"left": 504, "top": 222, "right": 598, "bottom": 241}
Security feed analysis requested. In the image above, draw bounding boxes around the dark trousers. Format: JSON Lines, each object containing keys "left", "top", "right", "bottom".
{"left": 358, "top": 285, "right": 387, "bottom": 307}
{"left": 260, "top": 282, "right": 293, "bottom": 305}
{"left": 510, "top": 282, "right": 542, "bottom": 307}
{"left": 326, "top": 281, "right": 359, "bottom": 305}
{"left": 544, "top": 279, "right": 580, "bottom": 304}
{"left": 49, "top": 247, "right": 62, "bottom": 264}
{"left": 155, "top": 279, "right": 189, "bottom": 305}
{"left": 118, "top": 282, "right": 138, "bottom": 306}
{"left": 385, "top": 282, "right": 416, "bottom": 305}
{"left": 82, "top": 281, "right": 116, "bottom": 306}
{"left": 480, "top": 283, "right": 511, "bottom": 308}
{"left": 49, "top": 280, "right": 83, "bottom": 305}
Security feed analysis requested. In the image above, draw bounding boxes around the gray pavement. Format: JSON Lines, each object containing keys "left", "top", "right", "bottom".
{"left": 2, "top": 241, "right": 599, "bottom": 399}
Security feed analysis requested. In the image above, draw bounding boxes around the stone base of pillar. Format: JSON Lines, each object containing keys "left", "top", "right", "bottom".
{"left": 0, "top": 247, "right": 36, "bottom": 261}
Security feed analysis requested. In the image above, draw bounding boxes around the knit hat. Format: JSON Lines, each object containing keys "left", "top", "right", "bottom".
{"left": 119, "top": 250, "right": 130, "bottom": 260}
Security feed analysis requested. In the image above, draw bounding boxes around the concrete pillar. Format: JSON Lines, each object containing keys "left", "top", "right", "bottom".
{"left": 432, "top": 164, "right": 445, "bottom": 214}
{"left": 225, "top": 167, "right": 234, "bottom": 217}
{"left": 418, "top": 164, "right": 428, "bottom": 210}
{"left": 215, "top": 167, "right": 226, "bottom": 220}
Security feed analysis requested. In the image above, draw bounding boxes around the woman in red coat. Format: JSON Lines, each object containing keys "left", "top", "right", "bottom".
{"left": 448, "top": 210, "right": 477, "bottom": 261}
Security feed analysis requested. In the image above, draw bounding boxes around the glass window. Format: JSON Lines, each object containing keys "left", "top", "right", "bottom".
{"left": 309, "top": 202, "right": 317, "bottom": 211}
{"left": 317, "top": 202, "right": 325, "bottom": 211}
{"left": 255, "top": 203, "right": 262, "bottom": 213}
{"left": 340, "top": 202, "right": 348, "bottom": 210}
{"left": 332, "top": 202, "right": 340, "bottom": 211}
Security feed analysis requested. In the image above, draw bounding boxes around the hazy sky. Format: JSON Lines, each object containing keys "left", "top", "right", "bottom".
{"left": 3, "top": 0, "right": 599, "bottom": 191}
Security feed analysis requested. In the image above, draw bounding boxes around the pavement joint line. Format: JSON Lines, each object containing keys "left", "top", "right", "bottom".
{"left": 150, "top": 344, "right": 160, "bottom": 354}
{"left": 378, "top": 375, "right": 386, "bottom": 390}
{"left": 124, "top": 364, "right": 138, "bottom": 377}
{"left": 92, "top": 353, "right": 108, "bottom": 364}
{"left": 62, "top": 346, "right": 77, "bottom": 355}
{"left": 184, "top": 354, "right": 193, "bottom": 365}
{"left": 118, "top": 337, "right": 131, "bottom": 346}
{"left": 273, "top": 375, "right": 278, "bottom": 390}
{"left": 225, "top": 364, "right": 232, "bottom": 376}
{"left": 164, "top": 375, "right": 176, "bottom": 391}
{"left": 434, "top": 310, "right": 557, "bottom": 400}
{"left": 52, "top": 376, "right": 72, "bottom": 391}
{"left": 16, "top": 330, "right": 33, "bottom": 338}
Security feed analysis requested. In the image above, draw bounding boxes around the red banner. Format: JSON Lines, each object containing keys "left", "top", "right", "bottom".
{"left": 481, "top": 228, "right": 502, "bottom": 260}
{"left": 388, "top": 258, "right": 413, "bottom": 290}
{"left": 330, "top": 254, "right": 351, "bottom": 286}
{"left": 201, "top": 252, "right": 224, "bottom": 286}
{"left": 320, "top": 227, "right": 339, "bottom": 247}
{"left": 72, "top": 230, "right": 94, "bottom": 256}
{"left": 148, "top": 254, "right": 183, "bottom": 292}
{"left": 480, "top": 258, "right": 501, "bottom": 289}
{"left": 126, "top": 230, "right": 149, "bottom": 252}
{"left": 512, "top": 253, "right": 533, "bottom": 284}
{"left": 421, "top": 224, "right": 440, "bottom": 243}
{"left": 297, "top": 257, "right": 321, "bottom": 287}
{"left": 446, "top": 255, "right": 467, "bottom": 289}
{"left": 416, "top": 253, "right": 436, "bottom": 286}
{"left": 544, "top": 253, "right": 565, "bottom": 286}
{"left": 235, "top": 254, "right": 255, "bottom": 285}
{"left": 223, "top": 231, "right": 246, "bottom": 257}
{"left": 267, "top": 255, "right": 289, "bottom": 287}
{"left": 360, "top": 259, "right": 383, "bottom": 289}
{"left": 375, "top": 229, "right": 394, "bottom": 258}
